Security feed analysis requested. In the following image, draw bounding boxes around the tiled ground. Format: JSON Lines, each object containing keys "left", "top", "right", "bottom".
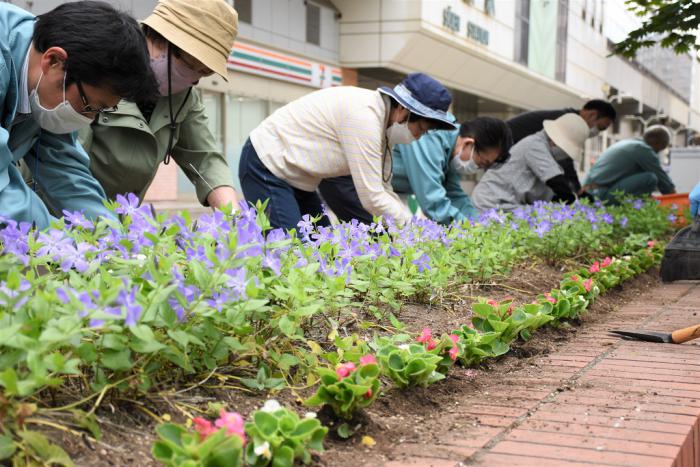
{"left": 386, "top": 282, "right": 700, "bottom": 467}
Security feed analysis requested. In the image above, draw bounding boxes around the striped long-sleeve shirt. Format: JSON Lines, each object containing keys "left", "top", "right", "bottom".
{"left": 249, "top": 86, "right": 411, "bottom": 224}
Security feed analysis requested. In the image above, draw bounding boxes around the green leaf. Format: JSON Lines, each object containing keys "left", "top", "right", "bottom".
{"left": 101, "top": 348, "right": 133, "bottom": 371}
{"left": 253, "top": 411, "right": 279, "bottom": 437}
{"left": 271, "top": 444, "right": 295, "bottom": 467}
{"left": 336, "top": 422, "right": 354, "bottom": 439}
{"left": 0, "top": 434, "right": 16, "bottom": 460}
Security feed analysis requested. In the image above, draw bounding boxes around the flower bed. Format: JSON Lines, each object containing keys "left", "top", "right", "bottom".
{"left": 0, "top": 196, "right": 674, "bottom": 465}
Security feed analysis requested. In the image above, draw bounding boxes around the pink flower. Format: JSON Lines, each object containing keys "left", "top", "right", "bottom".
{"left": 647, "top": 240, "right": 655, "bottom": 249}
{"left": 601, "top": 257, "right": 612, "bottom": 268}
{"left": 215, "top": 409, "right": 246, "bottom": 443}
{"left": 364, "top": 388, "right": 373, "bottom": 399}
{"left": 544, "top": 293, "right": 557, "bottom": 304}
{"left": 335, "top": 362, "right": 356, "bottom": 380}
{"left": 359, "top": 354, "right": 377, "bottom": 366}
{"left": 487, "top": 299, "right": 498, "bottom": 307}
{"left": 589, "top": 261, "right": 600, "bottom": 273}
{"left": 571, "top": 274, "right": 579, "bottom": 281}
{"left": 193, "top": 417, "right": 216, "bottom": 440}
{"left": 448, "top": 334, "right": 459, "bottom": 345}
{"left": 448, "top": 345, "right": 459, "bottom": 361}
{"left": 584, "top": 278, "right": 593, "bottom": 292}
{"left": 416, "top": 327, "right": 432, "bottom": 343}
{"left": 426, "top": 339, "right": 437, "bottom": 351}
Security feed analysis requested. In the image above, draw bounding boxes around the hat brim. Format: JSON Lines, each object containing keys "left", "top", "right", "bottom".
{"left": 142, "top": 15, "right": 230, "bottom": 82}
{"left": 543, "top": 120, "right": 583, "bottom": 159}
{"left": 378, "top": 86, "right": 456, "bottom": 129}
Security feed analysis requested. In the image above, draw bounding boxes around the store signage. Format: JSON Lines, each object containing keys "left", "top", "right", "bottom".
{"left": 467, "top": 21, "right": 489, "bottom": 46}
{"left": 228, "top": 41, "right": 342, "bottom": 89}
{"left": 442, "top": 6, "right": 460, "bottom": 33}
{"left": 442, "top": 5, "right": 490, "bottom": 46}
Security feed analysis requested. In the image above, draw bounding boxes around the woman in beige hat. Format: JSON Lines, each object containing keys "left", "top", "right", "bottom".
{"left": 78, "top": 0, "right": 240, "bottom": 210}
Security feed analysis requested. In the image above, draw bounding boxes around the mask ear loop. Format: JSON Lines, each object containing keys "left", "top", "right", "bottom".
{"left": 163, "top": 43, "right": 192, "bottom": 165}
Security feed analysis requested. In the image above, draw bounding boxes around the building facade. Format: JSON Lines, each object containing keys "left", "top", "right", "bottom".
{"left": 4, "top": 0, "right": 700, "bottom": 201}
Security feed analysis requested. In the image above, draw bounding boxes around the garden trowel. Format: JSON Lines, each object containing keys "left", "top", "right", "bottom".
{"left": 609, "top": 323, "right": 700, "bottom": 344}
{"left": 660, "top": 215, "right": 700, "bottom": 282}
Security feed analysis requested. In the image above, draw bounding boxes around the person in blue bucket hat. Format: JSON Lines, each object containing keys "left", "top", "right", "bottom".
{"left": 239, "top": 73, "right": 456, "bottom": 230}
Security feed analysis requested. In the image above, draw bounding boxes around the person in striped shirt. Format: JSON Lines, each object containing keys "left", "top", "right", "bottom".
{"left": 238, "top": 73, "right": 456, "bottom": 230}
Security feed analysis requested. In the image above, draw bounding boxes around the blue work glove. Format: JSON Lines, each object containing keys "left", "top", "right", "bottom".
{"left": 690, "top": 181, "right": 700, "bottom": 217}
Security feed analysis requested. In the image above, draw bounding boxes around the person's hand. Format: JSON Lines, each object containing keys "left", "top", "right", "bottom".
{"left": 690, "top": 181, "right": 700, "bottom": 217}
{"left": 206, "top": 186, "right": 241, "bottom": 212}
{"left": 578, "top": 191, "right": 595, "bottom": 203}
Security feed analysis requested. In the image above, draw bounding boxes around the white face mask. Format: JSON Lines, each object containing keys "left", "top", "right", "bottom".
{"left": 589, "top": 126, "right": 601, "bottom": 137}
{"left": 30, "top": 72, "right": 93, "bottom": 134}
{"left": 386, "top": 121, "right": 417, "bottom": 146}
{"left": 657, "top": 147, "right": 670, "bottom": 160}
{"left": 450, "top": 144, "right": 479, "bottom": 174}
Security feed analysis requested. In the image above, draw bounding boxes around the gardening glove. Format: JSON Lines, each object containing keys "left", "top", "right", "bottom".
{"left": 690, "top": 181, "right": 700, "bottom": 217}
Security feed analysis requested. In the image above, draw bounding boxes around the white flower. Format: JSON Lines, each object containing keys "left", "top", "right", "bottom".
{"left": 261, "top": 399, "right": 281, "bottom": 413}
{"left": 398, "top": 344, "right": 410, "bottom": 351}
{"left": 254, "top": 441, "right": 271, "bottom": 459}
{"left": 304, "top": 412, "right": 317, "bottom": 419}
{"left": 134, "top": 254, "right": 147, "bottom": 261}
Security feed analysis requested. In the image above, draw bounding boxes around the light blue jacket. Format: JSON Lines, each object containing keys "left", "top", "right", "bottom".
{"left": 392, "top": 129, "right": 477, "bottom": 224}
{"left": 0, "top": 4, "right": 113, "bottom": 229}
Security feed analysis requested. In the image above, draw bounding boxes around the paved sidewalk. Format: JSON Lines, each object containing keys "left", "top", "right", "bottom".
{"left": 386, "top": 281, "right": 700, "bottom": 467}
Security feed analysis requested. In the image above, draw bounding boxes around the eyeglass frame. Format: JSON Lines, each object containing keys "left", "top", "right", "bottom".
{"left": 75, "top": 80, "right": 118, "bottom": 115}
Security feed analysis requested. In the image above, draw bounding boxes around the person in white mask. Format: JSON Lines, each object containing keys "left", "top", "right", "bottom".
{"left": 240, "top": 73, "right": 456, "bottom": 229}
{"left": 581, "top": 125, "right": 676, "bottom": 203}
{"left": 319, "top": 117, "right": 512, "bottom": 225}
{"left": 2, "top": 1, "right": 157, "bottom": 229}
{"left": 79, "top": 0, "right": 241, "bottom": 211}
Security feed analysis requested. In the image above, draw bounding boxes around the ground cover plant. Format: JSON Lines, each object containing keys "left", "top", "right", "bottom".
{"left": 0, "top": 195, "right": 675, "bottom": 465}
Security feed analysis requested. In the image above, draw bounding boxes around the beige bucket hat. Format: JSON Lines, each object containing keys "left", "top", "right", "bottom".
{"left": 543, "top": 113, "right": 589, "bottom": 159}
{"left": 142, "top": 0, "right": 238, "bottom": 81}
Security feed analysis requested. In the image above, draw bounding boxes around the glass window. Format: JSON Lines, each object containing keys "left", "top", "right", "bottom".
{"left": 555, "top": 0, "right": 569, "bottom": 82}
{"left": 234, "top": 0, "right": 252, "bottom": 24}
{"left": 306, "top": 3, "right": 321, "bottom": 45}
{"left": 225, "top": 96, "right": 268, "bottom": 192}
{"left": 514, "top": 0, "right": 530, "bottom": 66}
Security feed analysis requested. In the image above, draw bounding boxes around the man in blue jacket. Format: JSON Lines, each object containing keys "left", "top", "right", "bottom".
{"left": 1, "top": 1, "right": 157, "bottom": 228}
{"left": 581, "top": 125, "right": 675, "bottom": 202}
{"left": 318, "top": 117, "right": 512, "bottom": 224}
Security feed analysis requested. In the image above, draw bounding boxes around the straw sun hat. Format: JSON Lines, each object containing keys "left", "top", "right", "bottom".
{"left": 142, "top": 0, "right": 238, "bottom": 81}
{"left": 543, "top": 113, "right": 589, "bottom": 159}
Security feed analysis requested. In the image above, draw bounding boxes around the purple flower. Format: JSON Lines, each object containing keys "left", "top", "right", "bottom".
{"left": 297, "top": 215, "right": 314, "bottom": 237}
{"left": 224, "top": 267, "right": 248, "bottom": 300}
{"left": 601, "top": 213, "right": 614, "bottom": 224}
{"left": 62, "top": 210, "right": 93, "bottom": 229}
{"left": 668, "top": 213, "right": 677, "bottom": 223}
{"left": 632, "top": 199, "right": 644, "bottom": 210}
{"left": 389, "top": 246, "right": 401, "bottom": 257}
{"left": 196, "top": 211, "right": 230, "bottom": 239}
{"left": 0, "top": 219, "right": 31, "bottom": 264}
{"left": 412, "top": 253, "right": 431, "bottom": 273}
{"left": 619, "top": 216, "right": 628, "bottom": 228}
{"left": 115, "top": 193, "right": 150, "bottom": 217}
{"left": 266, "top": 228, "right": 288, "bottom": 244}
{"left": 206, "top": 290, "right": 231, "bottom": 312}
{"left": 262, "top": 251, "right": 282, "bottom": 276}
{"left": 59, "top": 242, "right": 96, "bottom": 273}
{"left": 0, "top": 279, "right": 31, "bottom": 308}
{"left": 36, "top": 230, "right": 73, "bottom": 260}
{"left": 534, "top": 221, "right": 551, "bottom": 238}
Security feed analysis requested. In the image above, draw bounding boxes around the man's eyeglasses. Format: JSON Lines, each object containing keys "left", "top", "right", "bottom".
{"left": 75, "top": 80, "right": 118, "bottom": 115}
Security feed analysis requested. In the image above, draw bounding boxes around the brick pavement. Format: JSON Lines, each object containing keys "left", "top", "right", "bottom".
{"left": 385, "top": 281, "right": 700, "bottom": 467}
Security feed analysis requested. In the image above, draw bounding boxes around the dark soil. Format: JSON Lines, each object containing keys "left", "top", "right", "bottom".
{"left": 36, "top": 264, "right": 661, "bottom": 466}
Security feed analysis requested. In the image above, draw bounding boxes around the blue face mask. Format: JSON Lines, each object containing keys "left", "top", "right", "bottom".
{"left": 30, "top": 71, "right": 93, "bottom": 134}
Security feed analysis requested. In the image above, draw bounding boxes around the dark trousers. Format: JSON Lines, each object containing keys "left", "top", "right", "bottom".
{"left": 238, "top": 138, "right": 330, "bottom": 231}
{"left": 318, "top": 176, "right": 374, "bottom": 224}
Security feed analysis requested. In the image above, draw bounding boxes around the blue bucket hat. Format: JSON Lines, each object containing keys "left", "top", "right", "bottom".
{"left": 378, "top": 73, "right": 456, "bottom": 129}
